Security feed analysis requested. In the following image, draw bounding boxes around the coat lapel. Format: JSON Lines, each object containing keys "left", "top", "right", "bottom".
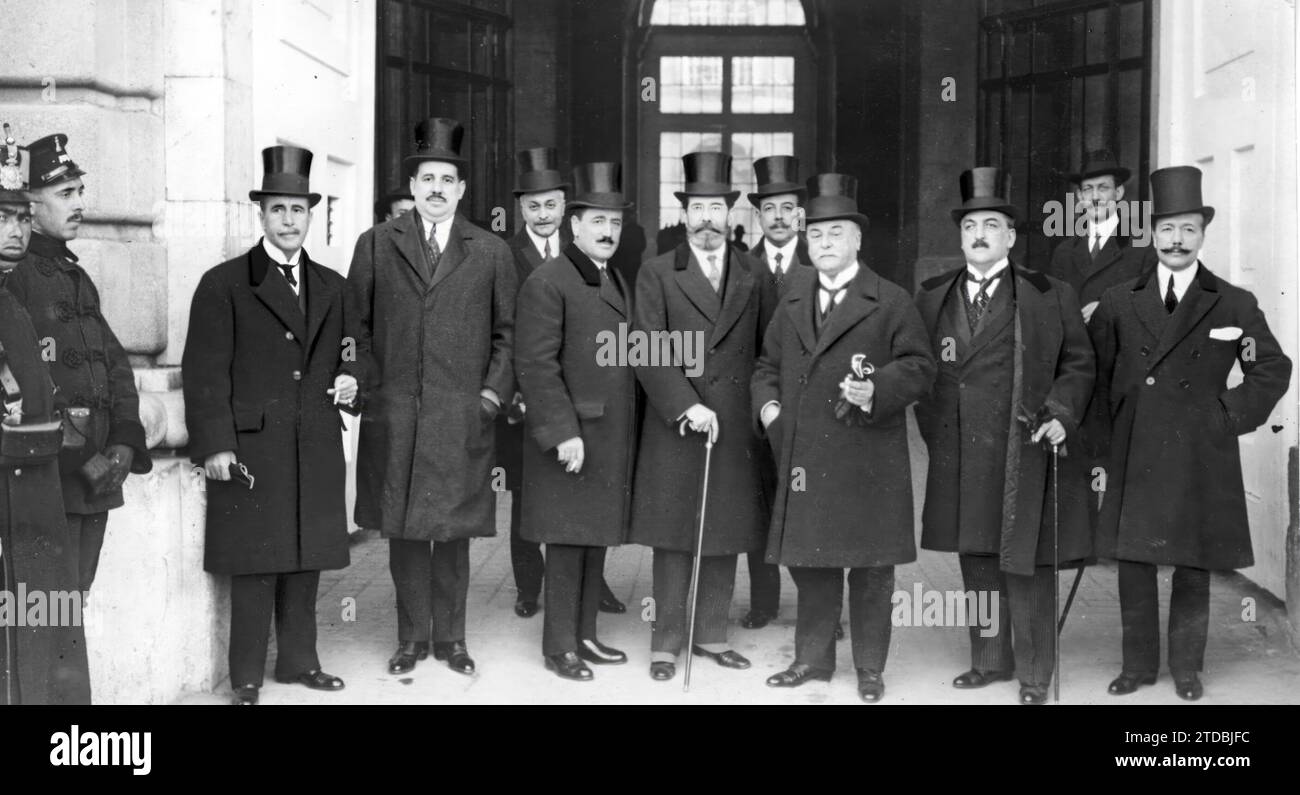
{"left": 1130, "top": 267, "right": 1171, "bottom": 343}
{"left": 1148, "top": 263, "right": 1221, "bottom": 371}
{"left": 709, "top": 248, "right": 753, "bottom": 347}
{"left": 511, "top": 231, "right": 544, "bottom": 271}
{"left": 392, "top": 212, "right": 431, "bottom": 288}
{"left": 671, "top": 244, "right": 721, "bottom": 322}
{"left": 961, "top": 271, "right": 1015, "bottom": 364}
{"left": 430, "top": 216, "right": 471, "bottom": 290}
{"left": 784, "top": 267, "right": 818, "bottom": 355}
{"left": 565, "top": 245, "right": 627, "bottom": 318}
{"left": 812, "top": 267, "right": 880, "bottom": 359}
{"left": 249, "top": 244, "right": 307, "bottom": 343}
{"left": 302, "top": 256, "right": 337, "bottom": 356}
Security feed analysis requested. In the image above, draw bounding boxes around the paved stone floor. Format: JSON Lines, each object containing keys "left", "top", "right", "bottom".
{"left": 179, "top": 418, "right": 1300, "bottom": 706}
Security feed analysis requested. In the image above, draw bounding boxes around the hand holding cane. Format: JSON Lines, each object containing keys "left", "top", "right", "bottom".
{"left": 679, "top": 416, "right": 716, "bottom": 692}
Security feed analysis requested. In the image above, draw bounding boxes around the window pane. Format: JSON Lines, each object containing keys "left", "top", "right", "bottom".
{"left": 1119, "top": 1, "right": 1145, "bottom": 60}
{"left": 732, "top": 56, "right": 795, "bottom": 113}
{"left": 660, "top": 56, "right": 724, "bottom": 113}
{"left": 650, "top": 0, "right": 805, "bottom": 25}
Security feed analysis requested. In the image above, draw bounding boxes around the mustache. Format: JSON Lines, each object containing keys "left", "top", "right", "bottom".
{"left": 970, "top": 239, "right": 990, "bottom": 248}
{"left": 690, "top": 223, "right": 723, "bottom": 234}
{"left": 68, "top": 213, "right": 83, "bottom": 223}
{"left": 1161, "top": 246, "right": 1191, "bottom": 254}
{"left": 423, "top": 192, "right": 446, "bottom": 201}
{"left": 595, "top": 236, "right": 615, "bottom": 245}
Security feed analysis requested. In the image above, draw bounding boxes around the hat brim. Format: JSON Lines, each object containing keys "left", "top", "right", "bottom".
{"left": 1068, "top": 166, "right": 1132, "bottom": 185}
{"left": 1151, "top": 206, "right": 1215, "bottom": 225}
{"left": 804, "top": 211, "right": 869, "bottom": 229}
{"left": 746, "top": 186, "right": 807, "bottom": 207}
{"left": 513, "top": 182, "right": 571, "bottom": 198}
{"left": 674, "top": 190, "right": 740, "bottom": 205}
{"left": 37, "top": 166, "right": 87, "bottom": 189}
{"left": 568, "top": 197, "right": 633, "bottom": 211}
{"left": 0, "top": 192, "right": 31, "bottom": 204}
{"left": 249, "top": 190, "right": 323, "bottom": 208}
{"left": 951, "top": 205, "right": 1019, "bottom": 225}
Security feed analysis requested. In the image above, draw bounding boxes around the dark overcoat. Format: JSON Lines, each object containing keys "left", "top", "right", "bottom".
{"left": 347, "top": 212, "right": 516, "bottom": 541}
{"left": 0, "top": 287, "right": 91, "bottom": 704}
{"left": 494, "top": 229, "right": 548, "bottom": 490}
{"left": 629, "top": 244, "right": 768, "bottom": 556}
{"left": 1088, "top": 263, "right": 1292, "bottom": 570}
{"left": 914, "top": 264, "right": 1096, "bottom": 575}
{"left": 1045, "top": 232, "right": 1155, "bottom": 309}
{"left": 515, "top": 247, "right": 638, "bottom": 546}
{"left": 752, "top": 265, "right": 934, "bottom": 568}
{"left": 6, "top": 232, "right": 151, "bottom": 514}
{"left": 183, "top": 243, "right": 359, "bottom": 575}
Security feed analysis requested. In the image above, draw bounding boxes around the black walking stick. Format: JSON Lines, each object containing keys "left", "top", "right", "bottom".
{"left": 1052, "top": 442, "right": 1061, "bottom": 704}
{"left": 681, "top": 421, "right": 715, "bottom": 693}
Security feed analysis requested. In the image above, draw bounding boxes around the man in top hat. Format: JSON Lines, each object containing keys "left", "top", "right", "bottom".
{"left": 514, "top": 162, "right": 639, "bottom": 680}
{"left": 753, "top": 174, "right": 934, "bottom": 702}
{"left": 347, "top": 117, "right": 517, "bottom": 677}
{"left": 0, "top": 124, "right": 91, "bottom": 705}
{"left": 5, "top": 133, "right": 151, "bottom": 595}
{"left": 375, "top": 189, "right": 415, "bottom": 224}
{"left": 914, "top": 167, "right": 1095, "bottom": 704}
{"left": 1089, "top": 166, "right": 1291, "bottom": 701}
{"left": 629, "top": 151, "right": 768, "bottom": 681}
{"left": 183, "top": 145, "right": 359, "bottom": 705}
{"left": 1047, "top": 150, "right": 1155, "bottom": 323}
{"left": 742, "top": 154, "right": 813, "bottom": 631}
{"left": 502, "top": 148, "right": 623, "bottom": 620}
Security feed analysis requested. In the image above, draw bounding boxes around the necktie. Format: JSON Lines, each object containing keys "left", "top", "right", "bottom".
{"left": 966, "top": 273, "right": 997, "bottom": 333}
{"left": 773, "top": 252, "right": 785, "bottom": 291}
{"left": 543, "top": 237, "right": 552, "bottom": 261}
{"left": 426, "top": 224, "right": 442, "bottom": 277}
{"left": 279, "top": 264, "right": 298, "bottom": 290}
{"left": 1164, "top": 276, "right": 1178, "bottom": 314}
{"left": 1088, "top": 235, "right": 1099, "bottom": 262}
{"left": 819, "top": 285, "right": 845, "bottom": 319}
{"left": 705, "top": 254, "right": 721, "bottom": 293}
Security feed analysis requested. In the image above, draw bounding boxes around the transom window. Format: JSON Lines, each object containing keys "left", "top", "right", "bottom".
{"left": 650, "top": 0, "right": 806, "bottom": 26}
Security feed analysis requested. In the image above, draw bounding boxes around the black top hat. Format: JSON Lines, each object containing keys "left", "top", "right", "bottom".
{"left": 567, "top": 162, "right": 631, "bottom": 210}
{"left": 0, "top": 124, "right": 31, "bottom": 203}
{"left": 513, "top": 147, "right": 570, "bottom": 197}
{"left": 951, "top": 167, "right": 1018, "bottom": 225}
{"left": 375, "top": 187, "right": 414, "bottom": 218}
{"left": 248, "top": 145, "right": 321, "bottom": 207}
{"left": 803, "top": 173, "right": 869, "bottom": 229}
{"left": 405, "top": 117, "right": 467, "bottom": 171}
{"left": 25, "top": 133, "right": 85, "bottom": 190}
{"left": 747, "top": 155, "right": 806, "bottom": 206}
{"left": 1068, "top": 149, "right": 1131, "bottom": 186}
{"left": 1149, "top": 165, "right": 1215, "bottom": 224}
{"left": 674, "top": 151, "right": 740, "bottom": 204}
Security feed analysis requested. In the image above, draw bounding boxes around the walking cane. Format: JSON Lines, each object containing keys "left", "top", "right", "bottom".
{"left": 1052, "top": 443, "right": 1061, "bottom": 704}
{"left": 682, "top": 426, "right": 715, "bottom": 693}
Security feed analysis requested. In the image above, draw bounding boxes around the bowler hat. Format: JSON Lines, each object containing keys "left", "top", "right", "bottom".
{"left": 1067, "top": 149, "right": 1131, "bottom": 186}
{"left": 567, "top": 162, "right": 632, "bottom": 210}
{"left": 1149, "top": 165, "right": 1214, "bottom": 224}
{"left": 405, "top": 117, "right": 467, "bottom": 171}
{"left": 248, "top": 145, "right": 321, "bottom": 207}
{"left": 803, "top": 173, "right": 869, "bottom": 229}
{"left": 25, "top": 133, "right": 85, "bottom": 189}
{"left": 375, "top": 187, "right": 413, "bottom": 219}
{"left": 747, "top": 155, "right": 806, "bottom": 207}
{"left": 674, "top": 151, "right": 740, "bottom": 204}
{"left": 951, "top": 166, "right": 1018, "bottom": 225}
{"left": 513, "top": 147, "right": 570, "bottom": 197}
{"left": 0, "top": 124, "right": 31, "bottom": 203}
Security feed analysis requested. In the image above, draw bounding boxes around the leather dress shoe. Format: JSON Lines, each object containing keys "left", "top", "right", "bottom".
{"left": 275, "top": 669, "right": 345, "bottom": 691}
{"left": 834, "top": 623, "right": 845, "bottom": 641}
{"left": 692, "top": 646, "right": 751, "bottom": 669}
{"left": 1107, "top": 671, "right": 1157, "bottom": 696}
{"left": 599, "top": 593, "right": 627, "bottom": 614}
{"left": 740, "top": 609, "right": 773, "bottom": 629}
{"left": 1173, "top": 673, "right": 1203, "bottom": 701}
{"left": 649, "top": 661, "right": 677, "bottom": 681}
{"left": 387, "top": 641, "right": 429, "bottom": 674}
{"left": 514, "top": 599, "right": 540, "bottom": 618}
{"left": 1019, "top": 684, "right": 1048, "bottom": 705}
{"left": 545, "top": 652, "right": 593, "bottom": 681}
{"left": 766, "top": 663, "right": 833, "bottom": 688}
{"left": 952, "top": 668, "right": 1014, "bottom": 689}
{"left": 577, "top": 638, "right": 627, "bottom": 665}
{"left": 231, "top": 685, "right": 259, "bottom": 706}
{"left": 856, "top": 668, "right": 885, "bottom": 703}
{"left": 433, "top": 640, "right": 476, "bottom": 675}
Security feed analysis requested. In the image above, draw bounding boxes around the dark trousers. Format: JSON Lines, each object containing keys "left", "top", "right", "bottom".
{"left": 959, "top": 554, "right": 1056, "bottom": 687}
{"left": 651, "top": 550, "right": 736, "bottom": 655}
{"left": 389, "top": 538, "right": 469, "bottom": 644}
{"left": 508, "top": 490, "right": 545, "bottom": 602}
{"left": 1118, "top": 560, "right": 1210, "bottom": 676}
{"left": 789, "top": 566, "right": 893, "bottom": 673}
{"left": 66, "top": 512, "right": 108, "bottom": 593}
{"left": 229, "top": 570, "right": 321, "bottom": 687}
{"left": 542, "top": 544, "right": 606, "bottom": 656}
{"left": 747, "top": 552, "right": 781, "bottom": 616}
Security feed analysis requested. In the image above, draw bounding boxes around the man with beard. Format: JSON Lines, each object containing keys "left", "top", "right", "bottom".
{"left": 5, "top": 133, "right": 151, "bottom": 595}
{"left": 630, "top": 151, "right": 767, "bottom": 681}
{"left": 0, "top": 126, "right": 91, "bottom": 704}
{"left": 1089, "top": 166, "right": 1291, "bottom": 701}
{"left": 514, "top": 162, "right": 638, "bottom": 680}
{"left": 914, "top": 167, "right": 1095, "bottom": 705}
{"left": 348, "top": 118, "right": 517, "bottom": 677}
{"left": 502, "top": 148, "right": 623, "bottom": 619}
{"left": 754, "top": 174, "right": 934, "bottom": 702}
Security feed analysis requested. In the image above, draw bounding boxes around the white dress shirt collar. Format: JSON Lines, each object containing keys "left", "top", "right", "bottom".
{"left": 526, "top": 225, "right": 559, "bottom": 260}
{"left": 689, "top": 243, "right": 726, "bottom": 274}
{"left": 1157, "top": 261, "right": 1199, "bottom": 302}
{"left": 262, "top": 237, "right": 302, "bottom": 268}
{"left": 965, "top": 257, "right": 1009, "bottom": 299}
{"left": 417, "top": 213, "right": 453, "bottom": 253}
{"left": 763, "top": 237, "right": 799, "bottom": 274}
{"left": 818, "top": 261, "right": 859, "bottom": 292}
{"left": 1089, "top": 212, "right": 1121, "bottom": 251}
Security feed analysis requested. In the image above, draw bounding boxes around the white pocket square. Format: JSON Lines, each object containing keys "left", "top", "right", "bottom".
{"left": 1209, "top": 326, "right": 1243, "bottom": 341}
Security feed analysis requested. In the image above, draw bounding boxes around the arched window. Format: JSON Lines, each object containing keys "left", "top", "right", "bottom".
{"left": 638, "top": 0, "right": 816, "bottom": 252}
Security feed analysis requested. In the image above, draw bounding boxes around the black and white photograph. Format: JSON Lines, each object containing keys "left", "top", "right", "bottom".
{"left": 0, "top": 0, "right": 1297, "bottom": 763}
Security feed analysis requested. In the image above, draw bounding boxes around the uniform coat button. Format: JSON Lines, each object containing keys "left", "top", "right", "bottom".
{"left": 1145, "top": 376, "right": 1155, "bottom": 385}
{"left": 285, "top": 331, "right": 294, "bottom": 340}
{"left": 292, "top": 370, "right": 302, "bottom": 381}
{"left": 13, "top": 468, "right": 20, "bottom": 476}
